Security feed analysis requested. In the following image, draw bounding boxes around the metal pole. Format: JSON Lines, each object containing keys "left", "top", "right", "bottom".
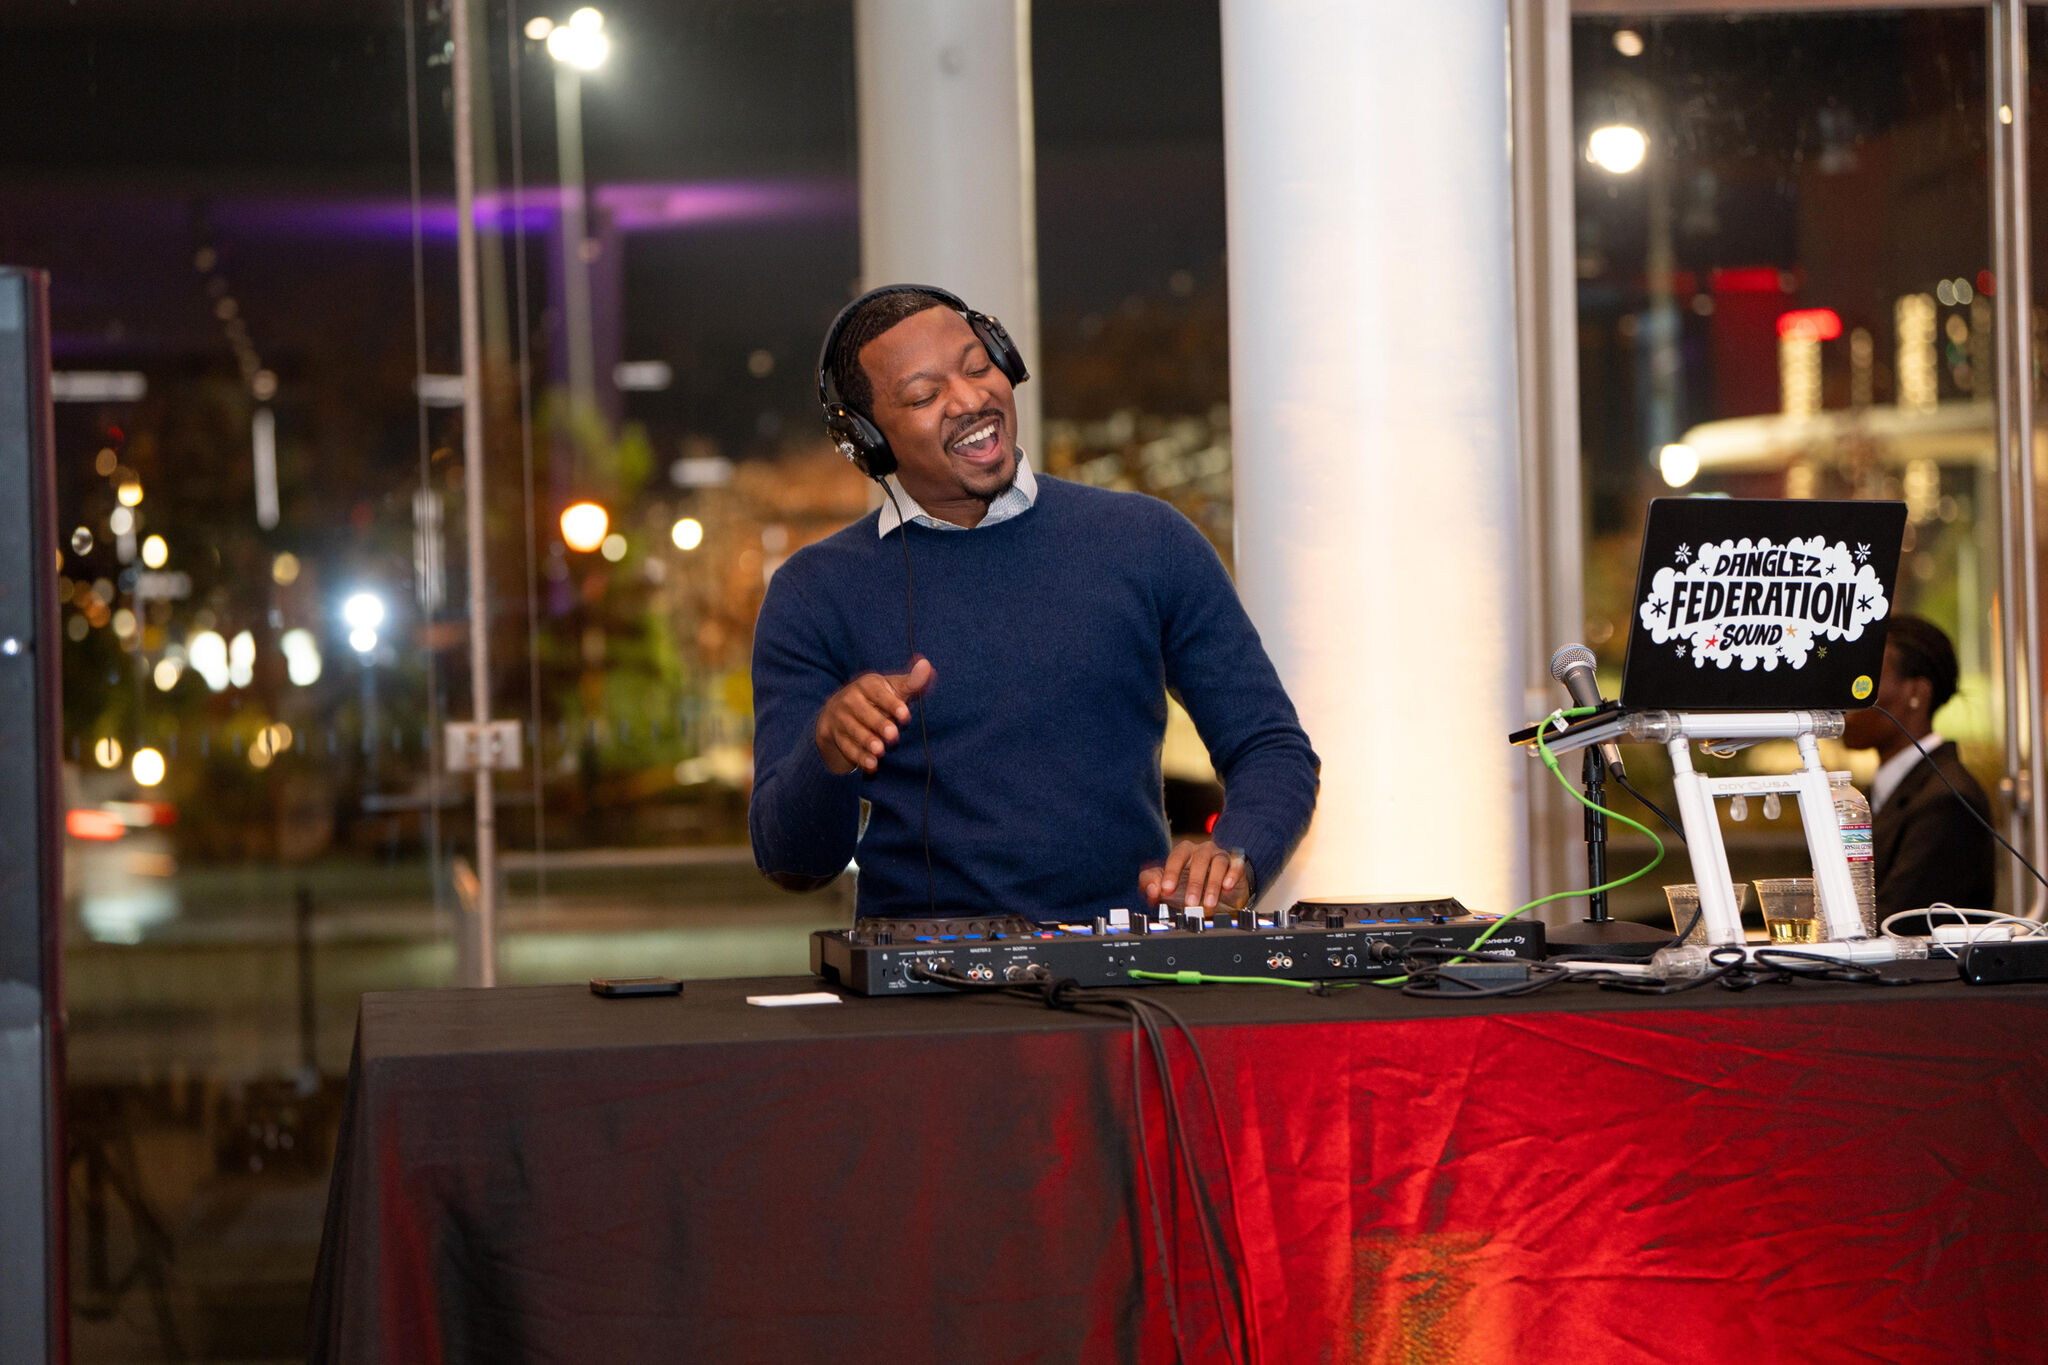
{"left": 451, "top": 0, "right": 498, "bottom": 983}
{"left": 555, "top": 64, "right": 596, "bottom": 417}
{"left": 2002, "top": 0, "right": 2048, "bottom": 917}
{"left": 1992, "top": 0, "right": 2047, "bottom": 917}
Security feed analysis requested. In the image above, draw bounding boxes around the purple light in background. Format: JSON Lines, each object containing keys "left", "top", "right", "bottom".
{"left": 217, "top": 178, "right": 853, "bottom": 240}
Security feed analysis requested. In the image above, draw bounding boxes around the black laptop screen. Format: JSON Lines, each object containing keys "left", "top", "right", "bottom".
{"left": 1620, "top": 497, "right": 1907, "bottom": 711}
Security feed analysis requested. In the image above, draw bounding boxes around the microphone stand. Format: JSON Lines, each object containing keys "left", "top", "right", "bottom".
{"left": 1545, "top": 747, "right": 1676, "bottom": 957}
{"left": 1582, "top": 747, "right": 1609, "bottom": 923}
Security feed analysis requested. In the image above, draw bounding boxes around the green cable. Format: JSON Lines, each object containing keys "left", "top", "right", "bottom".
{"left": 1127, "top": 968, "right": 1361, "bottom": 991}
{"left": 1123, "top": 706, "right": 1667, "bottom": 991}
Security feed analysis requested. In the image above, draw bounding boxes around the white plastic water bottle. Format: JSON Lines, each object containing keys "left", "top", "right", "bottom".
{"left": 1829, "top": 771, "right": 1878, "bottom": 936}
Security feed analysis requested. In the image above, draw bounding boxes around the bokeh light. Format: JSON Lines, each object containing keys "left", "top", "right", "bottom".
{"left": 562, "top": 501, "right": 610, "bottom": 552}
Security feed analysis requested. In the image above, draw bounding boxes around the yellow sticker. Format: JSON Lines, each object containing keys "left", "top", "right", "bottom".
{"left": 1851, "top": 675, "right": 1874, "bottom": 700}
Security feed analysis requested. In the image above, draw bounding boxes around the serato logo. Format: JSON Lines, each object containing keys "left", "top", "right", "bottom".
{"left": 1636, "top": 535, "right": 1890, "bottom": 672}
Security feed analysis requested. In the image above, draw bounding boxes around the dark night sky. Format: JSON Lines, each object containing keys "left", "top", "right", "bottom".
{"left": 0, "top": 0, "right": 1229, "bottom": 438}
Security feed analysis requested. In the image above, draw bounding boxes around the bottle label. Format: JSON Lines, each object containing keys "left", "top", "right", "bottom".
{"left": 1840, "top": 821, "right": 1873, "bottom": 862}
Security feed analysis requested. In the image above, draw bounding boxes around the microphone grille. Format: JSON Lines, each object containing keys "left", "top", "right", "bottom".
{"left": 1549, "top": 643, "right": 1597, "bottom": 683}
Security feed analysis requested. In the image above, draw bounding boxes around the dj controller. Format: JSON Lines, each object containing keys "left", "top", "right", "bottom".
{"left": 811, "top": 896, "right": 1545, "bottom": 996}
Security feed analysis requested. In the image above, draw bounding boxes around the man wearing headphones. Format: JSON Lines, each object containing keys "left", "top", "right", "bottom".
{"left": 748, "top": 285, "right": 1319, "bottom": 924}
{"left": 1841, "top": 614, "right": 1996, "bottom": 920}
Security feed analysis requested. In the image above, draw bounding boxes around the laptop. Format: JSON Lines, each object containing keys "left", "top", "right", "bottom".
{"left": 1619, "top": 497, "right": 1908, "bottom": 711}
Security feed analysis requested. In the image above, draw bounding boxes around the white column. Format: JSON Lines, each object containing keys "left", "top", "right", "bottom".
{"left": 853, "top": 0, "right": 1040, "bottom": 459}
{"left": 1221, "top": 1, "right": 1529, "bottom": 915}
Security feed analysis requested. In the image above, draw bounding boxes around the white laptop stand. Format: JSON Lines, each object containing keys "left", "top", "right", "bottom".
{"left": 1535, "top": 709, "right": 1865, "bottom": 946}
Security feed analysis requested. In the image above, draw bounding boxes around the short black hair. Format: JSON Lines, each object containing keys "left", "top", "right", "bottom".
{"left": 1885, "top": 614, "right": 1960, "bottom": 712}
{"left": 827, "top": 289, "right": 955, "bottom": 419}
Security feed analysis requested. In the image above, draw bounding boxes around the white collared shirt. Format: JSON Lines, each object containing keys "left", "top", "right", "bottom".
{"left": 877, "top": 451, "right": 1038, "bottom": 538}
{"left": 1871, "top": 730, "right": 1943, "bottom": 813}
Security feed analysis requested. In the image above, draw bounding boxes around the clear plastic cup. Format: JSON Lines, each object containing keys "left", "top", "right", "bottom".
{"left": 1662, "top": 882, "right": 1750, "bottom": 946}
{"left": 1753, "top": 877, "right": 1822, "bottom": 945}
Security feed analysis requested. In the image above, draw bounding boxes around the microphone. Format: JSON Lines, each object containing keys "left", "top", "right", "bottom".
{"left": 1549, "top": 643, "right": 1626, "bottom": 779}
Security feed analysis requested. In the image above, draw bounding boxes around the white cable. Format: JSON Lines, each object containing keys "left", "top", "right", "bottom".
{"left": 1880, "top": 904, "right": 2048, "bottom": 941}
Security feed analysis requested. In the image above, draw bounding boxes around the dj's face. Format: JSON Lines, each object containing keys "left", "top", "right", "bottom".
{"left": 859, "top": 307, "right": 1019, "bottom": 523}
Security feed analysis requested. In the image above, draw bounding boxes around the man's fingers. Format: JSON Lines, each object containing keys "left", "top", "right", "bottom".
{"left": 1160, "top": 840, "right": 1195, "bottom": 895}
{"left": 858, "top": 674, "right": 914, "bottom": 724}
{"left": 1138, "top": 866, "right": 1164, "bottom": 906}
{"left": 842, "top": 687, "right": 901, "bottom": 745}
{"left": 884, "top": 656, "right": 936, "bottom": 703}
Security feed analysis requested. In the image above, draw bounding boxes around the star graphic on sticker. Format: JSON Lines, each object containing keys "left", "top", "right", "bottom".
{"left": 1817, "top": 645, "right": 1828, "bottom": 658}
{"left": 1705, "top": 635, "right": 1719, "bottom": 649}
{"left": 1857, "top": 594, "right": 1873, "bottom": 613}
{"left": 1676, "top": 643, "right": 1687, "bottom": 659}
{"left": 1675, "top": 543, "right": 1692, "bottom": 565}
{"left": 1650, "top": 596, "right": 1668, "bottom": 615}
{"left": 1854, "top": 542, "right": 1871, "bottom": 564}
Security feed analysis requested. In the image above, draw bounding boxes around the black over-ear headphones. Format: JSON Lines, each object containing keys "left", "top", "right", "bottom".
{"left": 815, "top": 283, "right": 1030, "bottom": 479}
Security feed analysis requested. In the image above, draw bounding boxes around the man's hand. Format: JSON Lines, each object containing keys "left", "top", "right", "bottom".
{"left": 815, "top": 657, "right": 936, "bottom": 775}
{"left": 1140, "top": 839, "right": 1251, "bottom": 913}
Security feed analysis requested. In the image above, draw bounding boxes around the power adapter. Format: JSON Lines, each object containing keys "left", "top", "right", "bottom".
{"left": 1958, "top": 938, "right": 2048, "bottom": 985}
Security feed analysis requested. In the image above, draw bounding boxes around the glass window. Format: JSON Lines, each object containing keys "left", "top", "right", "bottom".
{"left": 1572, "top": 10, "right": 1998, "bottom": 912}
{"left": 6, "top": 2, "right": 1236, "bottom": 1355}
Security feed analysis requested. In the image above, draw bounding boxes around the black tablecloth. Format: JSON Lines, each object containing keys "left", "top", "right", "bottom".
{"left": 309, "top": 968, "right": 2048, "bottom": 1363}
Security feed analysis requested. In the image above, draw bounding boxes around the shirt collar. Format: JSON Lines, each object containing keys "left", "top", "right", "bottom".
{"left": 1872, "top": 730, "right": 1942, "bottom": 813}
{"left": 878, "top": 450, "right": 1037, "bottom": 538}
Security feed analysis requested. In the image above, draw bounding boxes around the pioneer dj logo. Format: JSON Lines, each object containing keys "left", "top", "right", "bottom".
{"left": 1636, "top": 534, "right": 1889, "bottom": 671}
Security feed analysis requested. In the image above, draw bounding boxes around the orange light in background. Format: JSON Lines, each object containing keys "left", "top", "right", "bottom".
{"left": 66, "top": 809, "right": 124, "bottom": 841}
{"left": 1776, "top": 308, "right": 1843, "bottom": 342}
{"left": 561, "top": 501, "right": 609, "bottom": 553}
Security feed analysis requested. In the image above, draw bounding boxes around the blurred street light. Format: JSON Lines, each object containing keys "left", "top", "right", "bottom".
{"left": 1587, "top": 124, "right": 1648, "bottom": 175}
{"left": 546, "top": 8, "right": 609, "bottom": 69}
{"left": 140, "top": 534, "right": 167, "bottom": 569}
{"left": 281, "top": 628, "right": 323, "bottom": 685}
{"left": 116, "top": 478, "right": 143, "bottom": 507}
{"left": 131, "top": 748, "right": 166, "bottom": 787}
{"left": 94, "top": 737, "right": 122, "bottom": 769}
{"left": 562, "top": 501, "right": 609, "bottom": 552}
{"left": 671, "top": 516, "right": 704, "bottom": 551}
{"left": 344, "top": 591, "right": 386, "bottom": 655}
{"left": 1658, "top": 442, "right": 1700, "bottom": 487}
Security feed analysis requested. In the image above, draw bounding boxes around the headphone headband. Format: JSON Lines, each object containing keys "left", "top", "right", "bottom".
{"left": 815, "top": 284, "right": 971, "bottom": 411}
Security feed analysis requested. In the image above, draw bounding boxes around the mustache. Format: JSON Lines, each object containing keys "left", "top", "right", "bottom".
{"left": 943, "top": 410, "right": 1004, "bottom": 447}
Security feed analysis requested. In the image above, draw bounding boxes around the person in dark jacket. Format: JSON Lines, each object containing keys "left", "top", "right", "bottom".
{"left": 1842, "top": 615, "right": 1996, "bottom": 922}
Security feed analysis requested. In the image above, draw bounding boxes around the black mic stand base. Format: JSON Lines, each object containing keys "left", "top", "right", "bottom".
{"left": 1544, "top": 917, "right": 1677, "bottom": 958}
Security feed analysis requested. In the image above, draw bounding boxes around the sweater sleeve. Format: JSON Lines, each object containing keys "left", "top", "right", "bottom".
{"left": 1152, "top": 509, "right": 1320, "bottom": 896}
{"left": 748, "top": 565, "right": 864, "bottom": 886}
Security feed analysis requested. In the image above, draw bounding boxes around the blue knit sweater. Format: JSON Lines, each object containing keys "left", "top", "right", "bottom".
{"left": 748, "top": 475, "right": 1319, "bottom": 922}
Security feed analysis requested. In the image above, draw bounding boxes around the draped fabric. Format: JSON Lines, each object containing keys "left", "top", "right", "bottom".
{"left": 309, "top": 975, "right": 2048, "bottom": 1364}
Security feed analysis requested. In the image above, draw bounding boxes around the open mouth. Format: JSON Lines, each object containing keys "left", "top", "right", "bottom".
{"left": 948, "top": 416, "right": 1003, "bottom": 463}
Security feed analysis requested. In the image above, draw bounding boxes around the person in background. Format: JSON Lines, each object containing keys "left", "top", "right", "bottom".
{"left": 1841, "top": 614, "right": 1996, "bottom": 921}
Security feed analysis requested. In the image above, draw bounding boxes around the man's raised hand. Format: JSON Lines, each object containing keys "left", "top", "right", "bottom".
{"left": 815, "top": 657, "right": 936, "bottom": 775}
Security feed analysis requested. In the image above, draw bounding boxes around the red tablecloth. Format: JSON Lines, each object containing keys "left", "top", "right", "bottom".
{"left": 309, "top": 974, "right": 2048, "bottom": 1363}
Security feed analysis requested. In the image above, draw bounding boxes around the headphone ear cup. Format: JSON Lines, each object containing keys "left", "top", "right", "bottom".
{"left": 825, "top": 403, "right": 895, "bottom": 478}
{"left": 966, "top": 310, "right": 1030, "bottom": 387}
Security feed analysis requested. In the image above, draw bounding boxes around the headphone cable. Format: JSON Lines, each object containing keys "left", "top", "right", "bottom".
{"left": 877, "top": 478, "right": 940, "bottom": 917}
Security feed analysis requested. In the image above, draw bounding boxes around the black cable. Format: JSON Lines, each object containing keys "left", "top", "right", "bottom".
{"left": 1873, "top": 703, "right": 2048, "bottom": 897}
{"left": 876, "top": 479, "right": 939, "bottom": 917}
{"left": 1612, "top": 771, "right": 1687, "bottom": 844}
{"left": 923, "top": 969, "right": 1255, "bottom": 1364}
{"left": 1134, "top": 1000, "right": 1242, "bottom": 1365}
{"left": 1129, "top": 1013, "right": 1188, "bottom": 1362}
{"left": 1148, "top": 1000, "right": 1265, "bottom": 1365}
